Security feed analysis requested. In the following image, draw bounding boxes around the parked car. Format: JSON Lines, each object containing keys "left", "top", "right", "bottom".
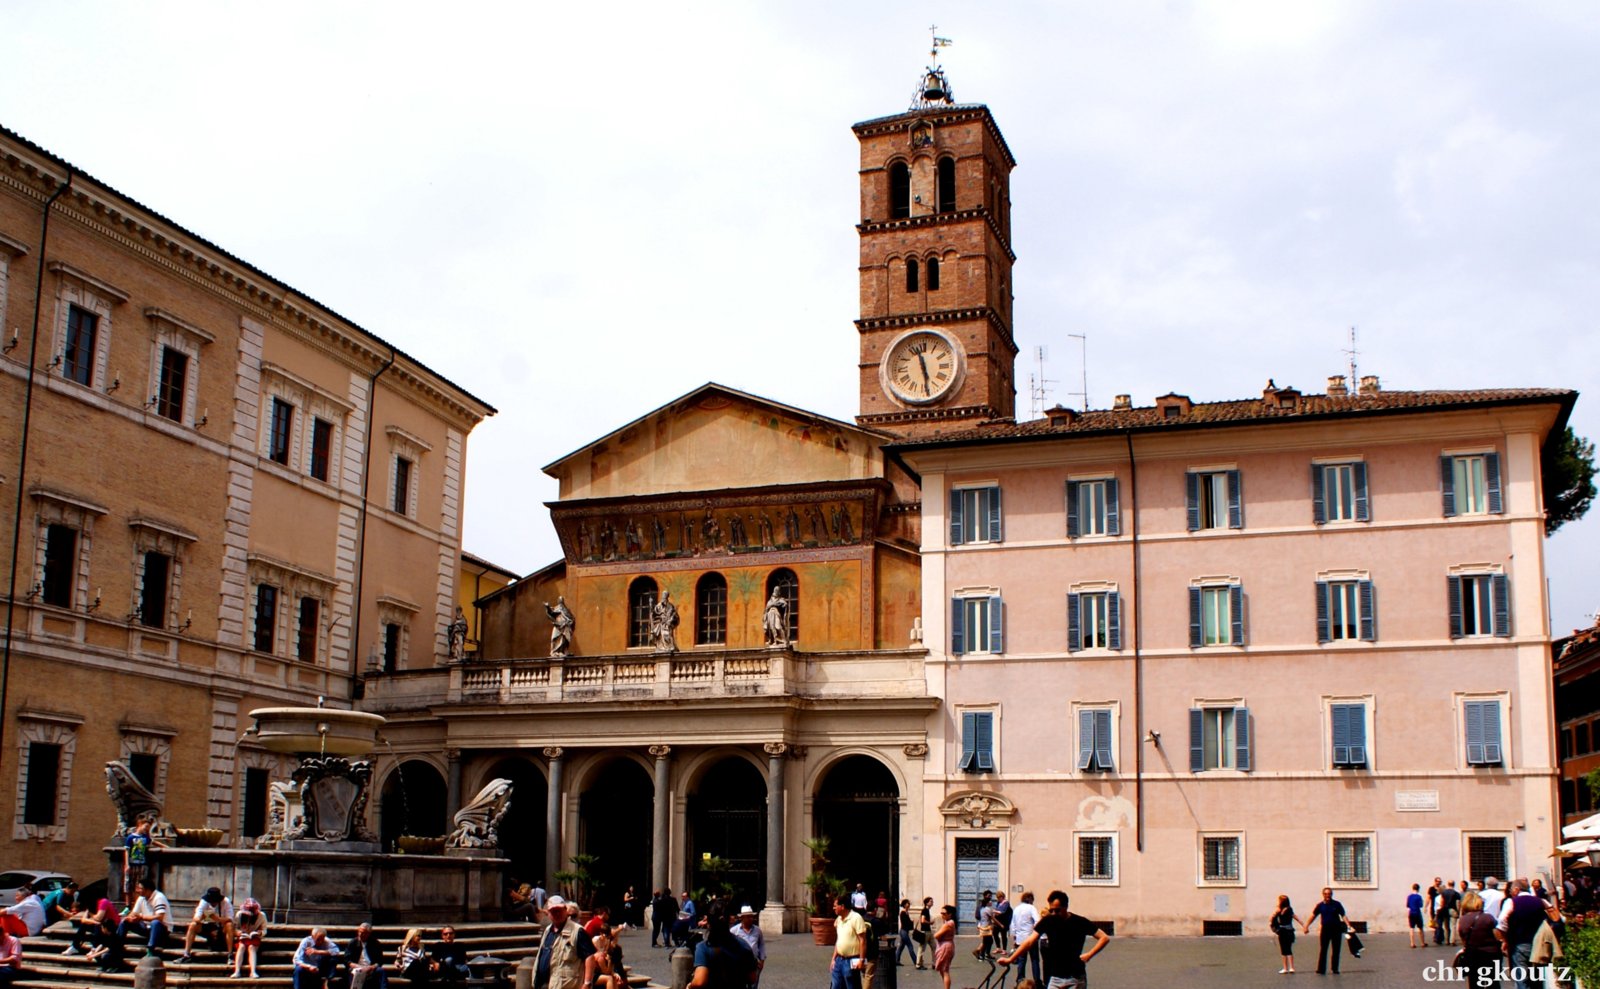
{"left": 0, "top": 870, "right": 73, "bottom": 901}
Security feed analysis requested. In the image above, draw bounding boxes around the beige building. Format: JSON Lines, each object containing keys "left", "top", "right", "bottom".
{"left": 0, "top": 123, "right": 493, "bottom": 884}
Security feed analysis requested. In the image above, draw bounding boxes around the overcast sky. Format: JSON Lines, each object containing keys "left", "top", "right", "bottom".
{"left": 3, "top": 1, "right": 1595, "bottom": 634}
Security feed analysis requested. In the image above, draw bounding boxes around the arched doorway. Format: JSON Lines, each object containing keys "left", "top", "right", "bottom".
{"left": 814, "top": 755, "right": 899, "bottom": 903}
{"left": 485, "top": 757, "right": 548, "bottom": 886}
{"left": 379, "top": 759, "right": 447, "bottom": 850}
{"left": 686, "top": 756, "right": 767, "bottom": 909}
{"left": 577, "top": 758, "right": 652, "bottom": 914}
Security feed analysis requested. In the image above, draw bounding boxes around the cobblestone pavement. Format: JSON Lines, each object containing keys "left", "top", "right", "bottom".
{"left": 616, "top": 926, "right": 1476, "bottom": 989}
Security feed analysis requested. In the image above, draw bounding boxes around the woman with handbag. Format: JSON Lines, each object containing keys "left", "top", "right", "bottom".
{"left": 1271, "top": 894, "right": 1298, "bottom": 974}
{"left": 1455, "top": 891, "right": 1501, "bottom": 989}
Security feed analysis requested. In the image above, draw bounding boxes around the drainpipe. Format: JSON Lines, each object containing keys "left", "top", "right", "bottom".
{"left": 1, "top": 172, "right": 73, "bottom": 751}
{"left": 1124, "top": 430, "right": 1145, "bottom": 853}
{"left": 348, "top": 346, "right": 396, "bottom": 700}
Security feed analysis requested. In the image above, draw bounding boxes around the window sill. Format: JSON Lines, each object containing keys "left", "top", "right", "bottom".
{"left": 1197, "top": 878, "right": 1245, "bottom": 888}
{"left": 1073, "top": 877, "right": 1119, "bottom": 887}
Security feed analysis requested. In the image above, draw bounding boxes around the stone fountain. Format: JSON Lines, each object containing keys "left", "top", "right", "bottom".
{"left": 111, "top": 705, "right": 510, "bottom": 925}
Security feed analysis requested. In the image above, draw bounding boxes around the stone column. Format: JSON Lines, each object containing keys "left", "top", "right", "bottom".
{"left": 650, "top": 745, "right": 671, "bottom": 892}
{"left": 445, "top": 748, "right": 462, "bottom": 820}
{"left": 763, "top": 743, "right": 786, "bottom": 905}
{"left": 543, "top": 746, "right": 564, "bottom": 882}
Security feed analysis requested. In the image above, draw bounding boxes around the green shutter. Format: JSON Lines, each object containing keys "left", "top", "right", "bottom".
{"left": 1485, "top": 453, "right": 1503, "bottom": 514}
{"left": 1094, "top": 709, "right": 1114, "bottom": 771}
{"left": 1186, "top": 473, "right": 1201, "bottom": 531}
{"left": 1077, "top": 709, "right": 1095, "bottom": 770}
{"left": 1234, "top": 707, "right": 1252, "bottom": 772}
{"left": 1353, "top": 462, "right": 1370, "bottom": 521}
{"left": 1331, "top": 703, "right": 1351, "bottom": 766}
{"left": 950, "top": 489, "right": 966, "bottom": 544}
{"left": 986, "top": 487, "right": 1003, "bottom": 542}
{"left": 950, "top": 598, "right": 966, "bottom": 655}
{"left": 1491, "top": 574, "right": 1510, "bottom": 637}
{"left": 974, "top": 712, "right": 995, "bottom": 772}
{"left": 1230, "top": 585, "right": 1245, "bottom": 645}
{"left": 1108, "top": 593, "right": 1122, "bottom": 650}
{"left": 1189, "top": 709, "right": 1204, "bottom": 772}
{"left": 988, "top": 595, "right": 1004, "bottom": 653}
{"left": 1447, "top": 576, "right": 1463, "bottom": 639}
{"left": 1315, "top": 581, "right": 1330, "bottom": 643}
{"left": 1066, "top": 593, "right": 1081, "bottom": 653}
{"left": 1188, "top": 587, "right": 1203, "bottom": 648}
{"left": 1441, "top": 456, "right": 1457, "bottom": 517}
{"left": 960, "top": 711, "right": 977, "bottom": 772}
{"left": 1066, "top": 481, "right": 1080, "bottom": 538}
{"left": 1481, "top": 701, "right": 1503, "bottom": 765}
{"left": 1359, "top": 581, "right": 1376, "bottom": 641}
{"left": 1227, "top": 470, "right": 1243, "bottom": 529}
{"left": 1465, "top": 701, "right": 1487, "bottom": 765}
{"left": 1105, "top": 478, "right": 1121, "bottom": 536}
{"left": 1311, "top": 464, "right": 1327, "bottom": 524}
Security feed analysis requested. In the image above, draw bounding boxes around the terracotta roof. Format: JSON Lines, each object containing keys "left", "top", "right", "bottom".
{"left": 890, "top": 387, "right": 1578, "bottom": 451}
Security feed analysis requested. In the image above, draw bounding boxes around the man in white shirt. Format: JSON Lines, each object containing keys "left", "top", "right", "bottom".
{"left": 178, "top": 886, "right": 235, "bottom": 963}
{"left": 850, "top": 885, "right": 868, "bottom": 912}
{"left": 0, "top": 888, "right": 46, "bottom": 938}
{"left": 1478, "top": 877, "right": 1505, "bottom": 920}
{"left": 1008, "top": 891, "right": 1042, "bottom": 984}
{"left": 113, "top": 879, "right": 170, "bottom": 967}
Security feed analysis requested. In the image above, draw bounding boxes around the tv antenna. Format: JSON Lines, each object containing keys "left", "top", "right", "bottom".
{"left": 1342, "top": 326, "right": 1359, "bottom": 392}
{"left": 1066, "top": 333, "right": 1089, "bottom": 411}
{"left": 1028, "top": 346, "right": 1057, "bottom": 418}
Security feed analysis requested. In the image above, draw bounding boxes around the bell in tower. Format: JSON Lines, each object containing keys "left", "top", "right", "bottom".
{"left": 911, "top": 29, "right": 956, "bottom": 108}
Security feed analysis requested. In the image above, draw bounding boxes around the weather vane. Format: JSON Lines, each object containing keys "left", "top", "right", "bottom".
{"left": 911, "top": 25, "right": 955, "bottom": 108}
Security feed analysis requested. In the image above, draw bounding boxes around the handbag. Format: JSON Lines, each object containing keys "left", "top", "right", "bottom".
{"left": 912, "top": 930, "right": 926, "bottom": 945}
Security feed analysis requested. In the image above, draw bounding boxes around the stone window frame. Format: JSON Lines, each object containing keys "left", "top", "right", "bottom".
{"left": 258, "top": 363, "right": 353, "bottom": 488}
{"left": 1196, "top": 830, "right": 1246, "bottom": 888}
{"left": 376, "top": 595, "right": 420, "bottom": 670}
{"left": 12, "top": 710, "right": 82, "bottom": 841}
{"left": 246, "top": 554, "right": 335, "bottom": 662}
{"left": 119, "top": 723, "right": 176, "bottom": 808}
{"left": 235, "top": 746, "right": 291, "bottom": 843}
{"left": 384, "top": 425, "right": 432, "bottom": 519}
{"left": 0, "top": 233, "right": 28, "bottom": 343}
{"left": 30, "top": 488, "right": 108, "bottom": 610}
{"left": 1073, "top": 830, "right": 1119, "bottom": 886}
{"left": 129, "top": 517, "right": 197, "bottom": 630}
{"left": 142, "top": 308, "right": 214, "bottom": 428}
{"left": 47, "top": 261, "right": 127, "bottom": 393}
{"left": 1328, "top": 831, "right": 1378, "bottom": 889}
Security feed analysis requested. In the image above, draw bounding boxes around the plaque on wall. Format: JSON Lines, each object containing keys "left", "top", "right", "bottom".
{"left": 1395, "top": 790, "right": 1440, "bottom": 812}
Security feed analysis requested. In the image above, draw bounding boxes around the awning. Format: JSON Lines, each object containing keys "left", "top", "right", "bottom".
{"left": 1561, "top": 812, "right": 1600, "bottom": 840}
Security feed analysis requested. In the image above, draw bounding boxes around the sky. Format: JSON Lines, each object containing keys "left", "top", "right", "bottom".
{"left": 2, "top": 1, "right": 1595, "bottom": 634}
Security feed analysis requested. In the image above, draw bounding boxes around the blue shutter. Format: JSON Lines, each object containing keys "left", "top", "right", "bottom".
{"left": 950, "top": 489, "right": 966, "bottom": 545}
{"left": 951, "top": 598, "right": 966, "bottom": 655}
{"left": 1447, "top": 576, "right": 1463, "bottom": 639}
{"left": 988, "top": 595, "right": 1004, "bottom": 653}
{"left": 1481, "top": 701, "right": 1503, "bottom": 765}
{"left": 1315, "top": 581, "right": 1330, "bottom": 643}
{"left": 1065, "top": 481, "right": 1080, "bottom": 538}
{"left": 1353, "top": 462, "right": 1370, "bottom": 521}
{"left": 1440, "top": 456, "right": 1457, "bottom": 517}
{"left": 1485, "top": 453, "right": 1503, "bottom": 514}
{"left": 1227, "top": 470, "right": 1243, "bottom": 529}
{"left": 1105, "top": 479, "right": 1121, "bottom": 536}
{"left": 1066, "top": 593, "right": 1081, "bottom": 653}
{"left": 1189, "top": 708, "right": 1204, "bottom": 772}
{"left": 1108, "top": 593, "right": 1122, "bottom": 650}
{"left": 1465, "top": 701, "right": 1487, "bottom": 765}
{"left": 1094, "top": 709, "right": 1114, "bottom": 771}
{"left": 1077, "top": 708, "right": 1095, "bottom": 770}
{"left": 1348, "top": 705, "right": 1368, "bottom": 767}
{"left": 1188, "top": 587, "right": 1203, "bottom": 648}
{"left": 1491, "top": 574, "right": 1510, "bottom": 637}
{"left": 974, "top": 712, "right": 995, "bottom": 772}
{"left": 1359, "top": 581, "right": 1376, "bottom": 641}
{"left": 1185, "top": 473, "right": 1200, "bottom": 531}
{"left": 1331, "top": 703, "right": 1351, "bottom": 766}
{"left": 986, "top": 487, "right": 1003, "bottom": 542}
{"left": 1230, "top": 585, "right": 1245, "bottom": 646}
{"left": 1311, "top": 464, "right": 1326, "bottom": 524}
{"left": 960, "top": 711, "right": 977, "bottom": 771}
{"left": 1234, "top": 706, "right": 1252, "bottom": 772}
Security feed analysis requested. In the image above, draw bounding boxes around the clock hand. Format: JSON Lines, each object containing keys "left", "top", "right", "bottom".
{"left": 918, "top": 353, "right": 932, "bottom": 393}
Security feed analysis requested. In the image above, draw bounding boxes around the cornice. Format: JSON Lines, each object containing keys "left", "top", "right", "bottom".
{"left": 856, "top": 306, "right": 1017, "bottom": 354}
{"left": 857, "top": 405, "right": 1005, "bottom": 428}
{"left": 857, "top": 207, "right": 1015, "bottom": 263}
{"left": 851, "top": 105, "right": 1017, "bottom": 169}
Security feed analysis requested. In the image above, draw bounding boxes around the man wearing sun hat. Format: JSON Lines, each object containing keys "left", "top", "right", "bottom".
{"left": 532, "top": 895, "right": 596, "bottom": 989}
{"left": 731, "top": 906, "right": 766, "bottom": 988}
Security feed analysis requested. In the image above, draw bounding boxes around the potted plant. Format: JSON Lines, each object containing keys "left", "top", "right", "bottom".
{"left": 554, "top": 852, "right": 600, "bottom": 916}
{"left": 803, "top": 836, "right": 847, "bottom": 945}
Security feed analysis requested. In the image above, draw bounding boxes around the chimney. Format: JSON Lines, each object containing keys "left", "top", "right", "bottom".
{"left": 1327, "top": 375, "right": 1348, "bottom": 397}
{"left": 1045, "top": 404, "right": 1076, "bottom": 427}
{"left": 1112, "top": 394, "right": 1132, "bottom": 411}
{"left": 1358, "top": 375, "right": 1381, "bottom": 395}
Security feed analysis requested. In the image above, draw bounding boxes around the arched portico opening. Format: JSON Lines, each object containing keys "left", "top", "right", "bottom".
{"left": 814, "top": 754, "right": 899, "bottom": 904}
{"left": 577, "top": 758, "right": 652, "bottom": 914}
{"left": 379, "top": 759, "right": 447, "bottom": 850}
{"left": 686, "top": 755, "right": 767, "bottom": 909}
{"left": 484, "top": 756, "right": 548, "bottom": 885}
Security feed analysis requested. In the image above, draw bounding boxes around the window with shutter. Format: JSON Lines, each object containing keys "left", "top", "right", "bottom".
{"left": 1317, "top": 463, "right": 1364, "bottom": 523}
{"left": 953, "top": 596, "right": 1001, "bottom": 654}
{"left": 1077, "top": 708, "right": 1114, "bottom": 772}
{"left": 961, "top": 710, "right": 995, "bottom": 773}
{"left": 951, "top": 487, "right": 1003, "bottom": 545}
{"left": 1189, "top": 471, "right": 1239, "bottom": 530}
{"left": 1331, "top": 702, "right": 1368, "bottom": 768}
{"left": 1464, "top": 699, "right": 1504, "bottom": 766}
{"left": 1068, "top": 480, "right": 1119, "bottom": 536}
{"left": 1455, "top": 574, "right": 1504, "bottom": 637}
{"left": 1193, "top": 707, "right": 1243, "bottom": 770}
{"left": 1194, "top": 585, "right": 1240, "bottom": 646}
{"left": 1447, "top": 454, "right": 1502, "bottom": 516}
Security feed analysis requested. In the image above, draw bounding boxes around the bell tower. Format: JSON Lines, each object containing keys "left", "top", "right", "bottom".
{"left": 854, "top": 47, "right": 1018, "bottom": 437}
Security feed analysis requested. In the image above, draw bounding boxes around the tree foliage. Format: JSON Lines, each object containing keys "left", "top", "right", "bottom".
{"left": 1544, "top": 426, "right": 1596, "bottom": 535}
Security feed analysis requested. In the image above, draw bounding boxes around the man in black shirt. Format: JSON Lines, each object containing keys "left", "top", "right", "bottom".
{"left": 997, "top": 889, "right": 1109, "bottom": 989}
{"left": 1303, "top": 888, "right": 1348, "bottom": 975}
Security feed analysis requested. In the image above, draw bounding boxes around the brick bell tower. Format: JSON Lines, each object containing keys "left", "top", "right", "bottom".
{"left": 854, "top": 49, "right": 1018, "bottom": 437}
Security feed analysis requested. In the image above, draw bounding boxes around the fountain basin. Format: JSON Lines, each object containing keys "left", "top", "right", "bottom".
{"left": 249, "top": 707, "right": 387, "bottom": 757}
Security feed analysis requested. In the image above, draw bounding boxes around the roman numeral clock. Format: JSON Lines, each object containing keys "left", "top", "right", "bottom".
{"left": 882, "top": 329, "right": 964, "bottom": 405}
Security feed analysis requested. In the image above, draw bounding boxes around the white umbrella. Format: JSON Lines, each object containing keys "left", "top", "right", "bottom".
{"left": 1561, "top": 812, "right": 1600, "bottom": 839}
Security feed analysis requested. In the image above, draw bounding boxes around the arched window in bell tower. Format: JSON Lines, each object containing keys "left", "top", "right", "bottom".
{"left": 927, "top": 257, "right": 941, "bottom": 291}
{"left": 937, "top": 157, "right": 957, "bottom": 213}
{"left": 890, "top": 162, "right": 911, "bottom": 219}
{"left": 628, "top": 577, "right": 657, "bottom": 648}
{"left": 906, "top": 258, "right": 919, "bottom": 293}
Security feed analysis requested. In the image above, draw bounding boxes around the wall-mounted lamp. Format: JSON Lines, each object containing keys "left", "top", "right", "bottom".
{"left": 142, "top": 394, "right": 159, "bottom": 411}
{"left": 84, "top": 588, "right": 102, "bottom": 614}
{"left": 23, "top": 582, "right": 40, "bottom": 601}
{"left": 45, "top": 354, "right": 61, "bottom": 371}
{"left": 176, "top": 608, "right": 193, "bottom": 633}
{"left": 1145, "top": 730, "right": 1162, "bottom": 746}
{"left": 2, "top": 332, "right": 17, "bottom": 354}
{"left": 194, "top": 407, "right": 208, "bottom": 429}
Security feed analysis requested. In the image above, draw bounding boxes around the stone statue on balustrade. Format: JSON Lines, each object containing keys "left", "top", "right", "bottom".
{"left": 545, "top": 597, "right": 575, "bottom": 658}
{"left": 651, "top": 592, "right": 680, "bottom": 654}
{"left": 446, "top": 607, "right": 469, "bottom": 661}
{"left": 764, "top": 588, "right": 789, "bottom": 647}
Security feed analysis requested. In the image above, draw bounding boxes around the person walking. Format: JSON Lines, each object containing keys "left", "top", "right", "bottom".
{"left": 971, "top": 891, "right": 994, "bottom": 962}
{"left": 731, "top": 906, "right": 766, "bottom": 988}
{"left": 829, "top": 897, "right": 871, "bottom": 989}
{"left": 1303, "top": 887, "right": 1348, "bottom": 976}
{"left": 1438, "top": 881, "right": 1461, "bottom": 947}
{"left": 998, "top": 889, "right": 1110, "bottom": 989}
{"left": 1455, "top": 891, "right": 1500, "bottom": 989}
{"left": 1407, "top": 884, "right": 1426, "bottom": 948}
{"left": 1496, "top": 879, "right": 1546, "bottom": 989}
{"left": 1270, "top": 894, "right": 1298, "bottom": 974}
{"left": 651, "top": 889, "right": 675, "bottom": 948}
{"left": 930, "top": 905, "right": 956, "bottom": 989}
{"left": 991, "top": 893, "right": 1012, "bottom": 954}
{"left": 894, "top": 899, "right": 917, "bottom": 968}
{"left": 1008, "top": 891, "right": 1041, "bottom": 984}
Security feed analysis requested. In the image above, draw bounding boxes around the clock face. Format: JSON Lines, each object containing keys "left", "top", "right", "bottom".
{"left": 884, "top": 330, "right": 962, "bottom": 405}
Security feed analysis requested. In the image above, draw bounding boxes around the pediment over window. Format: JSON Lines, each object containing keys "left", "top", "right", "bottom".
{"left": 939, "top": 789, "right": 1016, "bottom": 829}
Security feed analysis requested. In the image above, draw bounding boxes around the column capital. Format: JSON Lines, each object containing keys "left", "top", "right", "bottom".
{"left": 762, "top": 742, "right": 789, "bottom": 758}
{"left": 648, "top": 744, "right": 672, "bottom": 759}
{"left": 445, "top": 747, "right": 462, "bottom": 762}
{"left": 542, "top": 746, "right": 565, "bottom": 760}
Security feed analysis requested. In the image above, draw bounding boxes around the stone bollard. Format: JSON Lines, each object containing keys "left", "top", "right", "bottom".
{"left": 669, "top": 945, "right": 693, "bottom": 989}
{"left": 515, "top": 956, "right": 535, "bottom": 989}
{"left": 133, "top": 954, "right": 167, "bottom": 989}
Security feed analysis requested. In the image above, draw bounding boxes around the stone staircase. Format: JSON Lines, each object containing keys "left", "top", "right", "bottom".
{"left": 17, "top": 922, "right": 657, "bottom": 989}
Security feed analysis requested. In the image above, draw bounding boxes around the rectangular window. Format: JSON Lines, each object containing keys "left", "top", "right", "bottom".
{"left": 1312, "top": 462, "right": 1369, "bottom": 524}
{"left": 138, "top": 551, "right": 170, "bottom": 628}
{"left": 383, "top": 621, "right": 401, "bottom": 673}
{"left": 1187, "top": 470, "right": 1242, "bottom": 530}
{"left": 1068, "top": 591, "right": 1121, "bottom": 651}
{"left": 1190, "top": 706, "right": 1251, "bottom": 772}
{"left": 41, "top": 523, "right": 77, "bottom": 608}
{"left": 1189, "top": 585, "right": 1244, "bottom": 646}
{"left": 1577, "top": 722, "right": 1593, "bottom": 756}
{"left": 155, "top": 346, "right": 188, "bottom": 421}
{"left": 950, "top": 595, "right": 1004, "bottom": 655}
{"left": 1332, "top": 835, "right": 1373, "bottom": 884}
{"left": 1467, "top": 835, "right": 1509, "bottom": 883}
{"left": 309, "top": 418, "right": 334, "bottom": 482}
{"left": 241, "top": 767, "right": 270, "bottom": 839}
{"left": 1443, "top": 454, "right": 1502, "bottom": 516}
{"left": 959, "top": 710, "right": 995, "bottom": 773}
{"left": 392, "top": 456, "right": 412, "bottom": 514}
{"left": 1077, "top": 708, "right": 1114, "bottom": 772}
{"left": 1464, "top": 699, "right": 1504, "bottom": 767}
{"left": 296, "top": 597, "right": 320, "bottom": 663}
{"left": 1202, "top": 835, "right": 1241, "bottom": 883}
{"left": 1449, "top": 573, "right": 1509, "bottom": 638}
{"left": 1317, "top": 580, "right": 1376, "bottom": 642}
{"left": 1066, "top": 478, "right": 1120, "bottom": 537}
{"left": 950, "top": 486, "right": 1003, "bottom": 545}
{"left": 253, "top": 584, "right": 277, "bottom": 653}
{"left": 63, "top": 304, "right": 97, "bottom": 386}
{"left": 1077, "top": 834, "right": 1116, "bottom": 883}
{"left": 268, "top": 398, "right": 294, "bottom": 465}
{"left": 127, "top": 752, "right": 159, "bottom": 793}
{"left": 1330, "top": 702, "right": 1368, "bottom": 768}
{"left": 22, "top": 742, "right": 61, "bottom": 826}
